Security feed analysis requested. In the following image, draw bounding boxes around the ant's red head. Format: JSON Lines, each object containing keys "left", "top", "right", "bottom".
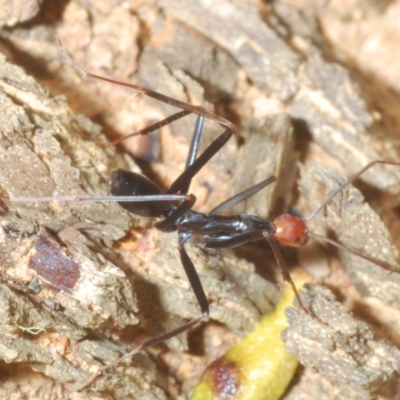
{"left": 273, "top": 213, "right": 309, "bottom": 247}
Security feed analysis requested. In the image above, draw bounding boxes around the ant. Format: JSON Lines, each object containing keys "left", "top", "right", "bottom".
{"left": 2, "top": 37, "right": 400, "bottom": 391}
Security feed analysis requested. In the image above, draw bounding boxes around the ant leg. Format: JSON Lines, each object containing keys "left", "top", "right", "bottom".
{"left": 72, "top": 236, "right": 209, "bottom": 392}
{"left": 210, "top": 176, "right": 277, "bottom": 215}
{"left": 109, "top": 110, "right": 192, "bottom": 146}
{"left": 203, "top": 227, "right": 317, "bottom": 318}
{"left": 179, "top": 115, "right": 205, "bottom": 194}
{"left": 124, "top": 121, "right": 208, "bottom": 231}
{"left": 265, "top": 234, "right": 311, "bottom": 316}
{"left": 73, "top": 312, "right": 205, "bottom": 392}
{"left": 186, "top": 116, "right": 205, "bottom": 169}
{"left": 58, "top": 36, "right": 235, "bottom": 196}
{"left": 57, "top": 36, "right": 233, "bottom": 133}
{"left": 179, "top": 242, "right": 209, "bottom": 316}
{"left": 0, "top": 193, "right": 188, "bottom": 204}
{"left": 156, "top": 151, "right": 276, "bottom": 230}
{"left": 175, "top": 116, "right": 277, "bottom": 212}
{"left": 167, "top": 126, "right": 233, "bottom": 195}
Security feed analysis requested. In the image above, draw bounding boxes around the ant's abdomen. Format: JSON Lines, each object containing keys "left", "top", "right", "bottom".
{"left": 109, "top": 169, "right": 172, "bottom": 217}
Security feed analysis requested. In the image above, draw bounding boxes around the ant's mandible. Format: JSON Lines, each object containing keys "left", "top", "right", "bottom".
{"left": 1, "top": 36, "right": 400, "bottom": 391}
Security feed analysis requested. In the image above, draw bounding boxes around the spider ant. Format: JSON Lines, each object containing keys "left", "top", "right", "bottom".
{"left": 2, "top": 37, "right": 400, "bottom": 391}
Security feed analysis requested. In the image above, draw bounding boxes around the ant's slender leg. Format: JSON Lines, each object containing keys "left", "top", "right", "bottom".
{"left": 72, "top": 215, "right": 207, "bottom": 393}
{"left": 117, "top": 120, "right": 208, "bottom": 232}
{"left": 200, "top": 222, "right": 311, "bottom": 314}
{"left": 109, "top": 110, "right": 192, "bottom": 146}
{"left": 179, "top": 115, "right": 205, "bottom": 194}
{"left": 265, "top": 235, "right": 310, "bottom": 315}
{"left": 186, "top": 116, "right": 205, "bottom": 170}
{"left": 201, "top": 226, "right": 314, "bottom": 317}
{"left": 57, "top": 36, "right": 234, "bottom": 135}
{"left": 73, "top": 311, "right": 205, "bottom": 391}
{"left": 210, "top": 176, "right": 277, "bottom": 215}
{"left": 179, "top": 242, "right": 209, "bottom": 316}
{"left": 154, "top": 114, "right": 219, "bottom": 306}
{"left": 0, "top": 193, "right": 188, "bottom": 204}
{"left": 58, "top": 35, "right": 235, "bottom": 198}
{"left": 147, "top": 115, "right": 213, "bottom": 376}
{"left": 167, "top": 126, "right": 233, "bottom": 195}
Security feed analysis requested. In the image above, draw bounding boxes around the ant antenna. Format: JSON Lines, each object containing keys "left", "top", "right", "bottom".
{"left": 304, "top": 160, "right": 400, "bottom": 222}
{"left": 302, "top": 160, "right": 400, "bottom": 274}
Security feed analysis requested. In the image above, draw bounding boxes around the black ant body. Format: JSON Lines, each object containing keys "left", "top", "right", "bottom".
{"left": 2, "top": 37, "right": 400, "bottom": 390}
